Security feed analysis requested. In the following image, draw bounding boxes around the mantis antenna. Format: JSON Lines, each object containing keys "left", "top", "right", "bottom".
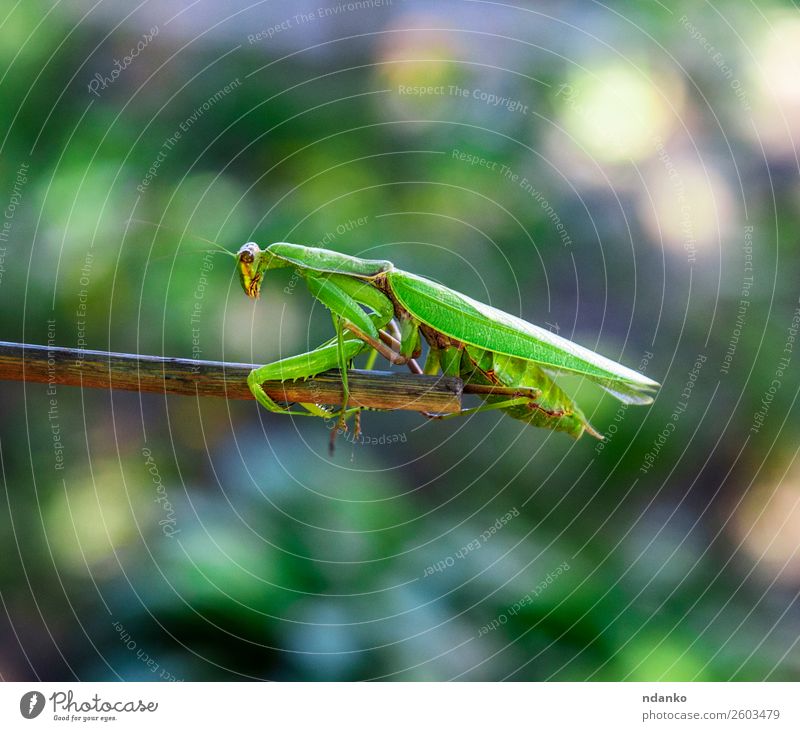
{"left": 124, "top": 217, "right": 237, "bottom": 257}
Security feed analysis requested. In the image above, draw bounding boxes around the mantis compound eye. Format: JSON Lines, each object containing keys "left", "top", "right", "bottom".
{"left": 237, "top": 242, "right": 258, "bottom": 264}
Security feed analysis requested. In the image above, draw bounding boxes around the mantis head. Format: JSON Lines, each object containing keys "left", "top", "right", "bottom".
{"left": 237, "top": 242, "right": 263, "bottom": 298}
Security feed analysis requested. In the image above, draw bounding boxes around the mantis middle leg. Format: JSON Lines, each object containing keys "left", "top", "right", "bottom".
{"left": 247, "top": 338, "right": 367, "bottom": 417}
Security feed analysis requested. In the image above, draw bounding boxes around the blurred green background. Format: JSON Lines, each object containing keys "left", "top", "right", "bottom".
{"left": 1, "top": 0, "right": 800, "bottom": 681}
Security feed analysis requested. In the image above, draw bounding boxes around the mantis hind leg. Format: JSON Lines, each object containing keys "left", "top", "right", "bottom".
{"left": 303, "top": 273, "right": 402, "bottom": 442}
{"left": 421, "top": 345, "right": 549, "bottom": 422}
{"left": 426, "top": 395, "right": 536, "bottom": 421}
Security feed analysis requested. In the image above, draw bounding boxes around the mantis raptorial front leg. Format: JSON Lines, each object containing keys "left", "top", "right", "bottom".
{"left": 303, "top": 274, "right": 435, "bottom": 427}
{"left": 247, "top": 272, "right": 398, "bottom": 443}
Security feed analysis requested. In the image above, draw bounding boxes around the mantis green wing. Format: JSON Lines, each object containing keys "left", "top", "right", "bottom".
{"left": 387, "top": 271, "right": 659, "bottom": 405}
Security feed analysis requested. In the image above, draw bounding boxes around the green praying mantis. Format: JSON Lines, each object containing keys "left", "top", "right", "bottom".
{"left": 231, "top": 241, "right": 660, "bottom": 441}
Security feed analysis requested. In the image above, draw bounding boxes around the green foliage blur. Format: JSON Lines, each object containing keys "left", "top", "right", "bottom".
{"left": 1, "top": 0, "right": 799, "bottom": 681}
